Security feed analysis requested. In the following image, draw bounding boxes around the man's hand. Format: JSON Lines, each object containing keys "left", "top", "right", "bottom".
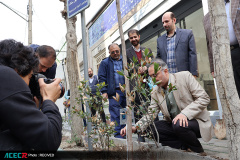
{"left": 102, "top": 93, "right": 108, "bottom": 100}
{"left": 172, "top": 113, "right": 188, "bottom": 127}
{"left": 138, "top": 66, "right": 147, "bottom": 75}
{"left": 120, "top": 126, "right": 137, "bottom": 137}
{"left": 39, "top": 78, "right": 61, "bottom": 102}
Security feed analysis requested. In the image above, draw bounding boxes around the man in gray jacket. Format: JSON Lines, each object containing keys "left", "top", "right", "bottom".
{"left": 157, "top": 12, "right": 198, "bottom": 77}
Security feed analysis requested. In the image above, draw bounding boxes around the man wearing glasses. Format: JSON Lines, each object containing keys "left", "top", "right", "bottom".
{"left": 30, "top": 44, "right": 57, "bottom": 79}
{"left": 98, "top": 43, "right": 126, "bottom": 138}
{"left": 121, "top": 59, "right": 213, "bottom": 154}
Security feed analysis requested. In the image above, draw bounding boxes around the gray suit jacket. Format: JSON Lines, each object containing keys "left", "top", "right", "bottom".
{"left": 126, "top": 46, "right": 152, "bottom": 64}
{"left": 156, "top": 28, "right": 198, "bottom": 76}
{"left": 136, "top": 71, "right": 213, "bottom": 142}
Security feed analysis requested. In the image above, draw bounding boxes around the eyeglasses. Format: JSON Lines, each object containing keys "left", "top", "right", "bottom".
{"left": 111, "top": 50, "right": 120, "bottom": 54}
{"left": 150, "top": 72, "right": 160, "bottom": 78}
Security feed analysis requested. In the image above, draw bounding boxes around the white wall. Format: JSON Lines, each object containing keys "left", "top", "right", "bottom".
{"left": 202, "top": 0, "right": 209, "bottom": 16}
{"left": 55, "top": 61, "right": 66, "bottom": 116}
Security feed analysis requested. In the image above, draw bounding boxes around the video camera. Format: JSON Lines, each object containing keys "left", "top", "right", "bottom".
{"left": 29, "top": 73, "right": 65, "bottom": 99}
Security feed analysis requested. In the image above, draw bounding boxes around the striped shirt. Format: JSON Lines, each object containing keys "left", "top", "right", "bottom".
{"left": 166, "top": 32, "right": 178, "bottom": 73}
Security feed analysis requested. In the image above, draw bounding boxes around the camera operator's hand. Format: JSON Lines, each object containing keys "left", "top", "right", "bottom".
{"left": 39, "top": 78, "right": 61, "bottom": 102}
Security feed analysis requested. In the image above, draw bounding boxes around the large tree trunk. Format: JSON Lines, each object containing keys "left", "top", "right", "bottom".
{"left": 208, "top": 0, "right": 240, "bottom": 159}
{"left": 61, "top": 0, "right": 84, "bottom": 143}
{"left": 116, "top": 0, "right": 133, "bottom": 152}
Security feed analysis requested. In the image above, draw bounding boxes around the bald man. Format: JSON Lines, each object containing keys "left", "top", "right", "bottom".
{"left": 156, "top": 12, "right": 198, "bottom": 77}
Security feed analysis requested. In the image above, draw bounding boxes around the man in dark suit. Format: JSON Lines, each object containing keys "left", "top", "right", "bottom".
{"left": 203, "top": 0, "right": 240, "bottom": 97}
{"left": 156, "top": 12, "right": 198, "bottom": 77}
{"left": 126, "top": 29, "right": 152, "bottom": 142}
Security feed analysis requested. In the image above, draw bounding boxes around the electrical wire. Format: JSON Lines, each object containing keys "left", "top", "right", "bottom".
{"left": 32, "top": 7, "right": 58, "bottom": 40}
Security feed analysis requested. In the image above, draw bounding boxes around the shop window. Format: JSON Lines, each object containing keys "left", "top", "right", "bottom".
{"left": 141, "top": 35, "right": 158, "bottom": 58}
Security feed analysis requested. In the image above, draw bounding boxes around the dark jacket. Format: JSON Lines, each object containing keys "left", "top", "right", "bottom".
{"left": 98, "top": 56, "right": 121, "bottom": 97}
{"left": 126, "top": 46, "right": 153, "bottom": 105}
{"left": 157, "top": 28, "right": 198, "bottom": 76}
{"left": 0, "top": 65, "right": 62, "bottom": 151}
{"left": 89, "top": 75, "right": 99, "bottom": 95}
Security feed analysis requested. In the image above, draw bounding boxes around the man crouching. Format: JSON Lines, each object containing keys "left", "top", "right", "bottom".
{"left": 121, "top": 58, "right": 213, "bottom": 154}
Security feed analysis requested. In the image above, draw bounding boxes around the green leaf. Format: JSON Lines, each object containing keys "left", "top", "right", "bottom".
{"left": 144, "top": 48, "right": 149, "bottom": 56}
{"left": 156, "top": 81, "right": 161, "bottom": 85}
{"left": 117, "top": 70, "right": 124, "bottom": 76}
{"left": 133, "top": 56, "right": 138, "bottom": 64}
{"left": 147, "top": 53, "right": 153, "bottom": 58}
{"left": 152, "top": 77, "right": 156, "bottom": 84}
{"left": 154, "top": 62, "right": 159, "bottom": 74}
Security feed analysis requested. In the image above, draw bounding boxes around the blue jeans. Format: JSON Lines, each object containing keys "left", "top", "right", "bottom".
{"left": 108, "top": 90, "right": 126, "bottom": 138}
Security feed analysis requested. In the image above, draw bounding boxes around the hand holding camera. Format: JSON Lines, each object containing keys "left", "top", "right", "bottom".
{"left": 29, "top": 74, "right": 65, "bottom": 103}
{"left": 39, "top": 78, "right": 62, "bottom": 102}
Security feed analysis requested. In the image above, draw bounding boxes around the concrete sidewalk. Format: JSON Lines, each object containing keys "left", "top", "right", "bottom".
{"left": 200, "top": 138, "right": 229, "bottom": 160}
{"left": 112, "top": 134, "right": 229, "bottom": 160}
{"left": 62, "top": 126, "right": 229, "bottom": 159}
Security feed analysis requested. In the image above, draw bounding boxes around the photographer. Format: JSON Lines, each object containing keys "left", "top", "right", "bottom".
{"left": 0, "top": 39, "right": 62, "bottom": 151}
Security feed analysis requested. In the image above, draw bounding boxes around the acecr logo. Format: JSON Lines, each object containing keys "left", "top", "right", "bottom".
{"left": 4, "top": 153, "right": 27, "bottom": 158}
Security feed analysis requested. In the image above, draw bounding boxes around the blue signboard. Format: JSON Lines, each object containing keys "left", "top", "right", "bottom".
{"left": 67, "top": 0, "right": 90, "bottom": 18}
{"left": 89, "top": 0, "right": 141, "bottom": 47}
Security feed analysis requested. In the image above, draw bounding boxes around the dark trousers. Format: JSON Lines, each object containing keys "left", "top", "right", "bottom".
{"left": 108, "top": 90, "right": 126, "bottom": 138}
{"left": 149, "top": 119, "right": 203, "bottom": 153}
{"left": 231, "top": 47, "right": 240, "bottom": 98}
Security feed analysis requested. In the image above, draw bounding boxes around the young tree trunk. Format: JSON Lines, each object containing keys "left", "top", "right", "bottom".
{"left": 208, "top": 0, "right": 240, "bottom": 159}
{"left": 116, "top": 0, "right": 133, "bottom": 152}
{"left": 61, "top": 0, "right": 84, "bottom": 144}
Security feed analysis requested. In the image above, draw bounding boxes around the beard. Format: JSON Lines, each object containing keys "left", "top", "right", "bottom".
{"left": 89, "top": 73, "right": 93, "bottom": 77}
{"left": 131, "top": 40, "right": 139, "bottom": 46}
{"left": 165, "top": 26, "right": 172, "bottom": 33}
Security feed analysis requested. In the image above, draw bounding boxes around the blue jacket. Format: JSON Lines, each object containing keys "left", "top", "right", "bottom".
{"left": 98, "top": 56, "right": 119, "bottom": 97}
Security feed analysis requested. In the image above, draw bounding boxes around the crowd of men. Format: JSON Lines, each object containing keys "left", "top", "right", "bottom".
{"left": 0, "top": 3, "right": 239, "bottom": 155}
{"left": 98, "top": 8, "right": 239, "bottom": 154}
{"left": 98, "top": 11, "right": 210, "bottom": 154}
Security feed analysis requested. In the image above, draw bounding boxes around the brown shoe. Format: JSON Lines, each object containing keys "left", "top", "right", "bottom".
{"left": 198, "top": 152, "right": 207, "bottom": 156}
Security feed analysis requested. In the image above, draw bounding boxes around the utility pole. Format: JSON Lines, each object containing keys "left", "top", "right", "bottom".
{"left": 0, "top": 1, "right": 31, "bottom": 44}
{"left": 28, "top": 0, "right": 32, "bottom": 45}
